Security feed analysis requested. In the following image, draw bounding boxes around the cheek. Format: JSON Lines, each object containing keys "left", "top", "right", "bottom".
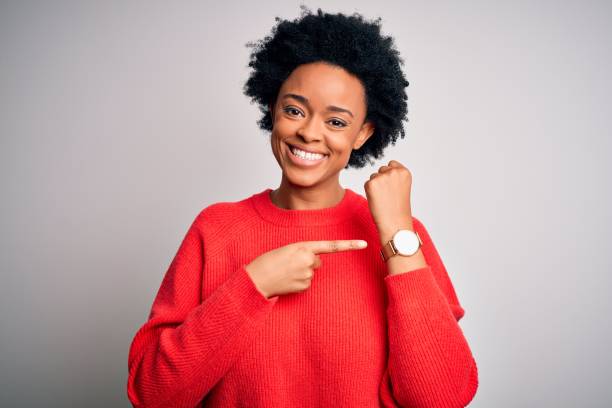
{"left": 269, "top": 127, "right": 291, "bottom": 162}
{"left": 270, "top": 134, "right": 283, "bottom": 161}
{"left": 328, "top": 137, "right": 354, "bottom": 158}
{"left": 270, "top": 119, "right": 299, "bottom": 151}
{"left": 273, "top": 117, "right": 297, "bottom": 136}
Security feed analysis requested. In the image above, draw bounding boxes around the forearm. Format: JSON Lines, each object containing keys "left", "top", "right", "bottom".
{"left": 127, "top": 266, "right": 278, "bottom": 408}
{"left": 384, "top": 268, "right": 478, "bottom": 407}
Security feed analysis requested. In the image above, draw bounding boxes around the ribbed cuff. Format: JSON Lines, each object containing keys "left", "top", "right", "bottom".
{"left": 224, "top": 265, "right": 279, "bottom": 317}
{"left": 384, "top": 266, "right": 453, "bottom": 314}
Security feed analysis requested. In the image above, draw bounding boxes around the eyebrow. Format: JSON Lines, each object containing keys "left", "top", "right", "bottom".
{"left": 281, "top": 93, "right": 354, "bottom": 118}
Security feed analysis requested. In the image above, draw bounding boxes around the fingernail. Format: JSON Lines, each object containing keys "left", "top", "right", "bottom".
{"left": 356, "top": 240, "right": 368, "bottom": 248}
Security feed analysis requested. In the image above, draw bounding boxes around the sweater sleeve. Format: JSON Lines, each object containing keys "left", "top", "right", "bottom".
{"left": 378, "top": 217, "right": 478, "bottom": 408}
{"left": 127, "top": 211, "right": 279, "bottom": 408}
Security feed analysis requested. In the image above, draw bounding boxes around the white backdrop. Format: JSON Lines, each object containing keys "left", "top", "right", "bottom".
{"left": 1, "top": 1, "right": 610, "bottom": 406}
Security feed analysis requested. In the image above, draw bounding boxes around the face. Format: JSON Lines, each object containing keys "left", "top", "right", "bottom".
{"left": 269, "top": 61, "right": 375, "bottom": 188}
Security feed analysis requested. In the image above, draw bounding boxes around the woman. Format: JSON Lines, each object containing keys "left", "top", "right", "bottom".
{"left": 127, "top": 7, "right": 478, "bottom": 408}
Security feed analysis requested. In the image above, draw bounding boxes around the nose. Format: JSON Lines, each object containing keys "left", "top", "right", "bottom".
{"left": 296, "top": 116, "right": 322, "bottom": 143}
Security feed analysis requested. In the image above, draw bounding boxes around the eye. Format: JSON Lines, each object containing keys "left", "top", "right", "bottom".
{"left": 282, "top": 106, "right": 303, "bottom": 117}
{"left": 328, "top": 119, "right": 347, "bottom": 128}
{"left": 282, "top": 106, "right": 347, "bottom": 128}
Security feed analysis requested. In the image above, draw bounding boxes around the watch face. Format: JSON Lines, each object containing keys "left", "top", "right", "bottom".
{"left": 393, "top": 229, "right": 420, "bottom": 256}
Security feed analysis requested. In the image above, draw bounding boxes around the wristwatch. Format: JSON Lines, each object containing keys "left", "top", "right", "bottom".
{"left": 380, "top": 228, "right": 422, "bottom": 262}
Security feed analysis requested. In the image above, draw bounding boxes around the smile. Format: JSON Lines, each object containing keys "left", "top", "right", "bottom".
{"left": 286, "top": 143, "right": 329, "bottom": 167}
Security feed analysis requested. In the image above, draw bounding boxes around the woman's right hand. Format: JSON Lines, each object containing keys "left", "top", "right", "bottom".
{"left": 244, "top": 239, "right": 368, "bottom": 298}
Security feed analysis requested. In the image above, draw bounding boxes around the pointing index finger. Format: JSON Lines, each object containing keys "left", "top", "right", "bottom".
{"left": 302, "top": 240, "right": 368, "bottom": 254}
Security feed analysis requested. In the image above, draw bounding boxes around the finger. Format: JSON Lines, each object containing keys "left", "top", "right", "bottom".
{"left": 303, "top": 268, "right": 315, "bottom": 279}
{"left": 378, "top": 165, "right": 392, "bottom": 173}
{"left": 300, "top": 240, "right": 368, "bottom": 254}
{"left": 312, "top": 255, "right": 322, "bottom": 269}
{"left": 388, "top": 160, "right": 404, "bottom": 168}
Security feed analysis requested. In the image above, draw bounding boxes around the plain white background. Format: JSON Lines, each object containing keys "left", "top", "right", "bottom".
{"left": 1, "top": 1, "right": 610, "bottom": 406}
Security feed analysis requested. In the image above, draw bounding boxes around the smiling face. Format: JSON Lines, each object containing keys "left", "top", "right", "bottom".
{"left": 269, "top": 61, "right": 375, "bottom": 189}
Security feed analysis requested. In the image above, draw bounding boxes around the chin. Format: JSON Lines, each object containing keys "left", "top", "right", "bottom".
{"left": 283, "top": 169, "right": 323, "bottom": 188}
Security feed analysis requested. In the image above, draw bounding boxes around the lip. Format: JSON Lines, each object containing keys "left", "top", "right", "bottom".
{"left": 285, "top": 143, "right": 329, "bottom": 168}
{"left": 286, "top": 143, "right": 328, "bottom": 156}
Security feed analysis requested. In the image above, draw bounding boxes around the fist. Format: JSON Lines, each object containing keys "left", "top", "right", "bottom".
{"left": 364, "top": 159, "right": 414, "bottom": 234}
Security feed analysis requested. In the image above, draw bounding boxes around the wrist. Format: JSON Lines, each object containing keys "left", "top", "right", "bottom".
{"left": 245, "top": 264, "right": 271, "bottom": 299}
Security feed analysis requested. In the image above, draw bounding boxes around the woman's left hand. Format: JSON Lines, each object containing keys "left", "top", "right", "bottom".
{"left": 364, "top": 160, "right": 415, "bottom": 243}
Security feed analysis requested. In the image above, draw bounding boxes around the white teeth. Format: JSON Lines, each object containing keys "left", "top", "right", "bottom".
{"left": 290, "top": 146, "right": 325, "bottom": 161}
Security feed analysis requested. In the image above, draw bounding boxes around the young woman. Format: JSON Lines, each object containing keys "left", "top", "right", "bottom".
{"left": 127, "top": 7, "right": 478, "bottom": 407}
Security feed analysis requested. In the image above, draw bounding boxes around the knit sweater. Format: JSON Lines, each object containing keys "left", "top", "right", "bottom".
{"left": 127, "top": 187, "right": 479, "bottom": 408}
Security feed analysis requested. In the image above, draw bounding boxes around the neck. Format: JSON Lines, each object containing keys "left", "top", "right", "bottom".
{"left": 271, "top": 174, "right": 345, "bottom": 210}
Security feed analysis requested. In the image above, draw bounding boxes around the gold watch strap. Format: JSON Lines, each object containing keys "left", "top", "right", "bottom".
{"left": 380, "top": 240, "right": 397, "bottom": 262}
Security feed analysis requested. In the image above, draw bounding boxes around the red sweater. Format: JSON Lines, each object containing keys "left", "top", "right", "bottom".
{"left": 127, "top": 188, "right": 478, "bottom": 407}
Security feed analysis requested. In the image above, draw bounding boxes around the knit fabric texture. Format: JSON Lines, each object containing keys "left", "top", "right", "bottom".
{"left": 127, "top": 187, "right": 479, "bottom": 407}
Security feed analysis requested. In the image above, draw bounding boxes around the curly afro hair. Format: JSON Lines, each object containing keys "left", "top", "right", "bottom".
{"left": 242, "top": 5, "right": 410, "bottom": 169}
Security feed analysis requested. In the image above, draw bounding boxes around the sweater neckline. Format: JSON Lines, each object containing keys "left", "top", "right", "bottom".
{"left": 250, "top": 187, "right": 363, "bottom": 226}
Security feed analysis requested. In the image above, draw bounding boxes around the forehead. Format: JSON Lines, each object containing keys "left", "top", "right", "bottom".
{"left": 279, "top": 62, "right": 366, "bottom": 109}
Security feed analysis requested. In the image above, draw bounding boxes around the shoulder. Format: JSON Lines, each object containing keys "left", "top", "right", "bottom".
{"left": 189, "top": 192, "right": 260, "bottom": 234}
{"left": 409, "top": 214, "right": 466, "bottom": 319}
{"left": 410, "top": 216, "right": 441, "bottom": 250}
{"left": 198, "top": 199, "right": 252, "bottom": 222}
{"left": 411, "top": 215, "right": 426, "bottom": 236}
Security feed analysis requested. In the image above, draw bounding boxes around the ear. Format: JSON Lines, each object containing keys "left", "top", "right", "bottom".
{"left": 353, "top": 120, "right": 375, "bottom": 150}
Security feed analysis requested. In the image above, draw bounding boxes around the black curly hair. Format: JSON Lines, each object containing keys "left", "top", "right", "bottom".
{"left": 242, "top": 5, "right": 410, "bottom": 169}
